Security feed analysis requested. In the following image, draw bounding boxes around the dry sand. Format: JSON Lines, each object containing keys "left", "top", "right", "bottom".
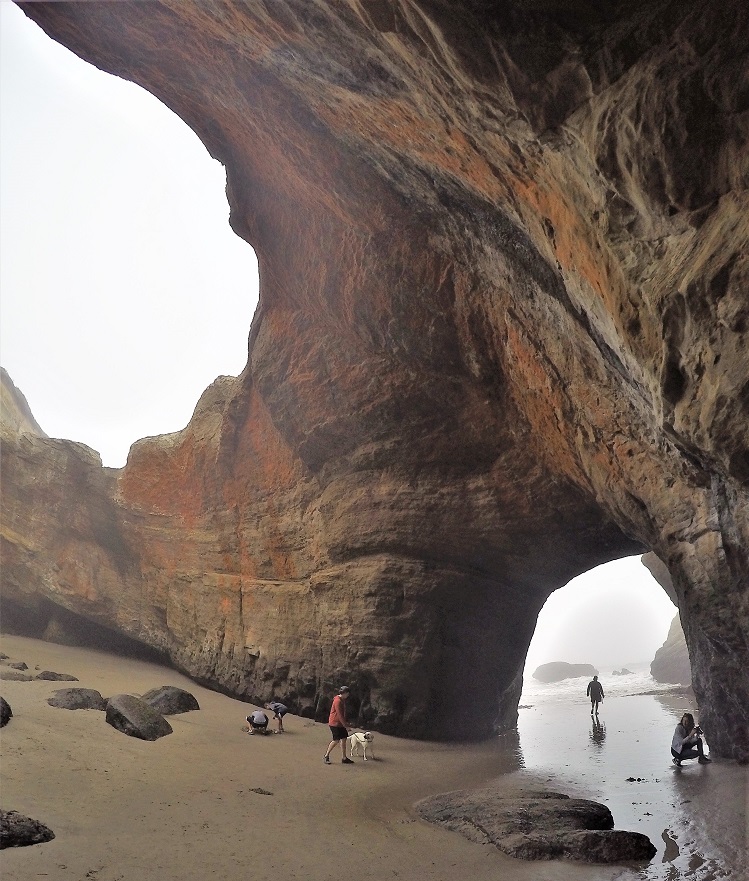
{"left": 1, "top": 635, "right": 745, "bottom": 881}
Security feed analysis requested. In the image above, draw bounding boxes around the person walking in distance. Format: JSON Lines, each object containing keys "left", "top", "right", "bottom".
{"left": 324, "top": 686, "right": 354, "bottom": 765}
{"left": 586, "top": 675, "right": 604, "bottom": 714}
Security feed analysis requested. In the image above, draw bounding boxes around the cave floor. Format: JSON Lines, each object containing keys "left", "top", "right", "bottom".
{"left": 0, "top": 636, "right": 745, "bottom": 881}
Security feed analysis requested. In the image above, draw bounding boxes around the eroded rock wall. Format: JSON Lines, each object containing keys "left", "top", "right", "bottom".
{"left": 4, "top": 1, "right": 748, "bottom": 755}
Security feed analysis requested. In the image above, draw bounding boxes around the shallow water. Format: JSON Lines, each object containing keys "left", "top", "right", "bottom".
{"left": 517, "top": 670, "right": 748, "bottom": 879}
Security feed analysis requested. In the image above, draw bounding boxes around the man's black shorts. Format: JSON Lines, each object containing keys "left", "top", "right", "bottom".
{"left": 329, "top": 725, "right": 348, "bottom": 741}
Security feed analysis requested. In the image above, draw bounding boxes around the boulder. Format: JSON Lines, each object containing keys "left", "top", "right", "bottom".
{"left": 0, "top": 670, "right": 33, "bottom": 682}
{"left": 532, "top": 663, "right": 598, "bottom": 683}
{"left": 0, "top": 810, "right": 55, "bottom": 849}
{"left": 416, "top": 788, "right": 656, "bottom": 863}
{"left": 3, "top": 661, "right": 28, "bottom": 671}
{"left": 141, "top": 686, "right": 199, "bottom": 715}
{"left": 0, "top": 697, "right": 12, "bottom": 727}
{"left": 47, "top": 688, "right": 107, "bottom": 711}
{"left": 36, "top": 671, "right": 79, "bottom": 681}
{"left": 105, "top": 694, "right": 173, "bottom": 740}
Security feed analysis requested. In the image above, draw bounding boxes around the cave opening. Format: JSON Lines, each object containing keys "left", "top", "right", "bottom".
{"left": 521, "top": 555, "right": 678, "bottom": 700}
{"left": 1, "top": 2, "right": 259, "bottom": 468}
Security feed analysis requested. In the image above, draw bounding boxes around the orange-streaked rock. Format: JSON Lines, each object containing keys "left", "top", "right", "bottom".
{"left": 3, "top": 1, "right": 747, "bottom": 756}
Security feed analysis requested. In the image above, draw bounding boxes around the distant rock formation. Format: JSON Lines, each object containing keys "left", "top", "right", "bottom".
{"left": 5, "top": 2, "right": 748, "bottom": 758}
{"left": 532, "top": 663, "right": 598, "bottom": 683}
{"left": 651, "top": 615, "right": 691, "bottom": 686}
{"left": 416, "top": 788, "right": 656, "bottom": 862}
{"left": 612, "top": 668, "right": 634, "bottom": 676}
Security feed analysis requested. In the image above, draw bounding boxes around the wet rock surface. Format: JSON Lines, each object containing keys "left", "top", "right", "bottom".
{"left": 4, "top": 3, "right": 748, "bottom": 755}
{"left": 105, "top": 694, "right": 173, "bottom": 740}
{"left": 0, "top": 810, "right": 55, "bottom": 849}
{"left": 416, "top": 788, "right": 657, "bottom": 863}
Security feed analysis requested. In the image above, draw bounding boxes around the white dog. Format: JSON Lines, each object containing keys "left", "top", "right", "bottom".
{"left": 347, "top": 730, "right": 375, "bottom": 761}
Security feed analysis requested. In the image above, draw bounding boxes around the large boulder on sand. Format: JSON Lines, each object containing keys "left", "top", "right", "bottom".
{"left": 48, "top": 688, "right": 107, "bottom": 711}
{"left": 0, "top": 697, "right": 12, "bottom": 727}
{"left": 105, "top": 694, "right": 173, "bottom": 740}
{"left": 0, "top": 810, "right": 55, "bottom": 849}
{"left": 532, "top": 662, "right": 598, "bottom": 683}
{"left": 141, "top": 685, "right": 200, "bottom": 715}
{"left": 416, "top": 788, "right": 656, "bottom": 863}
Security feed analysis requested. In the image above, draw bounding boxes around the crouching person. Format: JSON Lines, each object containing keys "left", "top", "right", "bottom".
{"left": 671, "top": 712, "right": 711, "bottom": 766}
{"left": 247, "top": 709, "right": 270, "bottom": 735}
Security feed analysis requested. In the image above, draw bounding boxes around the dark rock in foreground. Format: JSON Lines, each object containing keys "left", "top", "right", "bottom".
{"left": 0, "top": 697, "right": 12, "bottom": 727}
{"left": 532, "top": 663, "right": 598, "bottom": 683}
{"left": 416, "top": 788, "right": 656, "bottom": 863}
{"left": 36, "top": 671, "right": 79, "bottom": 681}
{"left": 2, "top": 661, "right": 28, "bottom": 671}
{"left": 0, "top": 810, "right": 55, "bottom": 849}
{"left": 48, "top": 688, "right": 107, "bottom": 711}
{"left": 141, "top": 685, "right": 200, "bottom": 715}
{"left": 106, "top": 693, "right": 172, "bottom": 740}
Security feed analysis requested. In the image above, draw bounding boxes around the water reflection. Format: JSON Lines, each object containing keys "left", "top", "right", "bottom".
{"left": 517, "top": 684, "right": 747, "bottom": 879}
{"left": 589, "top": 716, "right": 606, "bottom": 746}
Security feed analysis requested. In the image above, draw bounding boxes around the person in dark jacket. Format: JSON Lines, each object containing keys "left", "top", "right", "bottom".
{"left": 265, "top": 700, "right": 288, "bottom": 733}
{"left": 586, "top": 675, "right": 604, "bottom": 714}
{"left": 671, "top": 712, "right": 711, "bottom": 766}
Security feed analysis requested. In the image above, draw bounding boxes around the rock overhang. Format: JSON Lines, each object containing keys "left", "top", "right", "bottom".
{"left": 2, "top": 0, "right": 747, "bottom": 757}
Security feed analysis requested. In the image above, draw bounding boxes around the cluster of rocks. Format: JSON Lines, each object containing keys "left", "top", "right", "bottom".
{"left": 46, "top": 684, "right": 200, "bottom": 740}
{"left": 612, "top": 668, "right": 634, "bottom": 676}
{"left": 0, "top": 654, "right": 79, "bottom": 683}
{"left": 0, "top": 654, "right": 200, "bottom": 848}
{"left": 416, "top": 787, "right": 656, "bottom": 863}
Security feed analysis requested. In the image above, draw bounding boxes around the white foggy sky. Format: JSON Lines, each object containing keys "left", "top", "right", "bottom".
{"left": 0, "top": 4, "right": 677, "bottom": 665}
{"left": 0, "top": 2, "right": 257, "bottom": 467}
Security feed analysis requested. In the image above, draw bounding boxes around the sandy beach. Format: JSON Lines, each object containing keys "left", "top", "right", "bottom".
{"left": 1, "top": 635, "right": 746, "bottom": 881}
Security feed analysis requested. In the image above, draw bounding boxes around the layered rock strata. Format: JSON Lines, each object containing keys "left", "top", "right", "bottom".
{"left": 3, "top": 2, "right": 748, "bottom": 756}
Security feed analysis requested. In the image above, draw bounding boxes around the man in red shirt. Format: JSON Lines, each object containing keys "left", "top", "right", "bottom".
{"left": 324, "top": 686, "right": 354, "bottom": 764}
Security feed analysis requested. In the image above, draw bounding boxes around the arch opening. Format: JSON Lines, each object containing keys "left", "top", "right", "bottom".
{"left": 522, "top": 555, "right": 679, "bottom": 693}
{"left": 0, "top": 2, "right": 259, "bottom": 467}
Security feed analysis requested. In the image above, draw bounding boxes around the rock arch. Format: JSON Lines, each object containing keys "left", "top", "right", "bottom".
{"left": 3, "top": 0, "right": 747, "bottom": 758}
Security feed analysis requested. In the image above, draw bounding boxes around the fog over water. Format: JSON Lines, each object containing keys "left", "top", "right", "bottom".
{"left": 1, "top": 4, "right": 677, "bottom": 658}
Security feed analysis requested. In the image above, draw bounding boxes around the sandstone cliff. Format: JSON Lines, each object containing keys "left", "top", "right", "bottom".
{"left": 4, "top": 1, "right": 748, "bottom": 757}
{"left": 651, "top": 614, "right": 691, "bottom": 687}
{"left": 642, "top": 552, "right": 690, "bottom": 686}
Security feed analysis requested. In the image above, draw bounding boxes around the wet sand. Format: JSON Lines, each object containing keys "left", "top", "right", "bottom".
{"left": 1, "top": 635, "right": 746, "bottom": 881}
